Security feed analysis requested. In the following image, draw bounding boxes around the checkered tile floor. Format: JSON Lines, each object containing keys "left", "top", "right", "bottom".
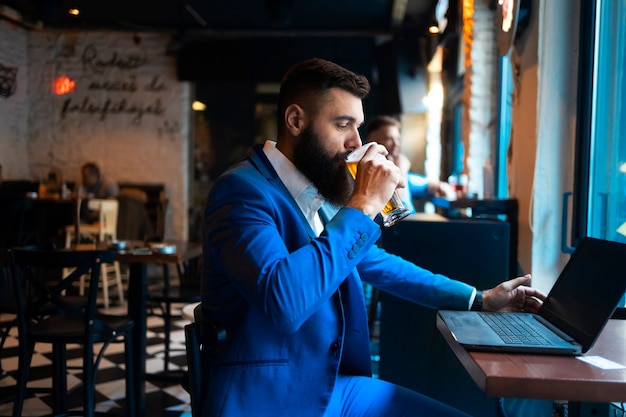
{"left": 0, "top": 302, "right": 193, "bottom": 417}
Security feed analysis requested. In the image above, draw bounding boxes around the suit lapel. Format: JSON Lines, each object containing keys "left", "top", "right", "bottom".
{"left": 248, "top": 144, "right": 318, "bottom": 239}
{"left": 248, "top": 144, "right": 280, "bottom": 182}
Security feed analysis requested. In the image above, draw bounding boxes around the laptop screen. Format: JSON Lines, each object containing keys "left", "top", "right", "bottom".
{"left": 539, "top": 237, "right": 626, "bottom": 352}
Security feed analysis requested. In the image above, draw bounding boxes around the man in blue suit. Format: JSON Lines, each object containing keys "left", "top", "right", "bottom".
{"left": 200, "top": 58, "right": 545, "bottom": 417}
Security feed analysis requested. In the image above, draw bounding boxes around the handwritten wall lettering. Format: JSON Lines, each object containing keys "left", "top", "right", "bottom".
{"left": 58, "top": 44, "right": 175, "bottom": 129}
{"left": 144, "top": 75, "right": 166, "bottom": 92}
{"left": 87, "top": 75, "right": 167, "bottom": 93}
{"left": 82, "top": 44, "right": 147, "bottom": 73}
{"left": 60, "top": 96, "right": 165, "bottom": 125}
{"left": 0, "top": 63, "right": 18, "bottom": 98}
{"left": 88, "top": 75, "right": 138, "bottom": 92}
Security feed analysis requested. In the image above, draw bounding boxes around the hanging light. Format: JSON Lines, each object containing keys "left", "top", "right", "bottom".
{"left": 192, "top": 100, "right": 206, "bottom": 111}
{"left": 54, "top": 75, "right": 76, "bottom": 95}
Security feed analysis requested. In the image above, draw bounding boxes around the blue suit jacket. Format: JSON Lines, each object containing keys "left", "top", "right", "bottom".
{"left": 200, "top": 144, "right": 475, "bottom": 416}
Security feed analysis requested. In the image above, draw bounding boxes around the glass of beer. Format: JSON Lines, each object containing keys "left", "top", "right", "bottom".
{"left": 345, "top": 142, "right": 411, "bottom": 227}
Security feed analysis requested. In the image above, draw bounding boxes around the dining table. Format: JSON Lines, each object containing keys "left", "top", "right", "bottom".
{"left": 99, "top": 240, "right": 202, "bottom": 417}
{"left": 437, "top": 315, "right": 626, "bottom": 417}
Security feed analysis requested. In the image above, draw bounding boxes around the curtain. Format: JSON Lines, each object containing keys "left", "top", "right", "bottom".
{"left": 530, "top": 0, "right": 581, "bottom": 293}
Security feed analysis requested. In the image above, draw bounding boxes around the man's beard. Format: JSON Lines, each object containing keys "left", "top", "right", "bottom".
{"left": 293, "top": 126, "right": 354, "bottom": 206}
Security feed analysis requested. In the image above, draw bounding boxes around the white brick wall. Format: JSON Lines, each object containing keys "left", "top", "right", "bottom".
{"left": 463, "top": 2, "right": 498, "bottom": 197}
{"left": 0, "top": 21, "right": 191, "bottom": 240}
{"left": 0, "top": 20, "right": 30, "bottom": 179}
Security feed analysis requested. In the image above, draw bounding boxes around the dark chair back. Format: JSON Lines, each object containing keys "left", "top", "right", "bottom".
{"left": 0, "top": 249, "right": 14, "bottom": 311}
{"left": 0, "top": 193, "right": 36, "bottom": 378}
{"left": 0, "top": 249, "right": 17, "bottom": 379}
{"left": 148, "top": 254, "right": 202, "bottom": 372}
{"left": 11, "top": 247, "right": 114, "bottom": 337}
{"left": 183, "top": 303, "right": 227, "bottom": 417}
{"left": 10, "top": 246, "right": 134, "bottom": 417}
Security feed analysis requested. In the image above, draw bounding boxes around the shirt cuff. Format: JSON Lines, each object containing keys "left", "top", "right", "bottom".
{"left": 468, "top": 288, "right": 477, "bottom": 310}
{"left": 470, "top": 289, "right": 483, "bottom": 311}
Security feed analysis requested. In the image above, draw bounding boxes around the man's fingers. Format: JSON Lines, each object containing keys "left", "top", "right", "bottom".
{"left": 502, "top": 274, "right": 532, "bottom": 291}
{"left": 524, "top": 296, "right": 543, "bottom": 312}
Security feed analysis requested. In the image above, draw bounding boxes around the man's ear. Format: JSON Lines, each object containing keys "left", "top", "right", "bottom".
{"left": 285, "top": 104, "right": 306, "bottom": 135}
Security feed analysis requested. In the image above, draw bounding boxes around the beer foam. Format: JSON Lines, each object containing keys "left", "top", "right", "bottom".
{"left": 345, "top": 142, "right": 378, "bottom": 163}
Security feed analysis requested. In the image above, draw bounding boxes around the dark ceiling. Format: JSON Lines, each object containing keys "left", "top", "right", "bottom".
{"left": 1, "top": 0, "right": 441, "bottom": 37}
{"left": 2, "top": 0, "right": 457, "bottom": 112}
{"left": 2, "top": 0, "right": 451, "bottom": 76}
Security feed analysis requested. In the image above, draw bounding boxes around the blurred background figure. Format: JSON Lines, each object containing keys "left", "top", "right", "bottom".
{"left": 78, "top": 162, "right": 119, "bottom": 224}
{"left": 80, "top": 162, "right": 119, "bottom": 199}
{"left": 365, "top": 115, "right": 453, "bottom": 213}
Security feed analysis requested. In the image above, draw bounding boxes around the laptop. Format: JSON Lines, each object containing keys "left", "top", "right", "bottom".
{"left": 438, "top": 237, "right": 626, "bottom": 355}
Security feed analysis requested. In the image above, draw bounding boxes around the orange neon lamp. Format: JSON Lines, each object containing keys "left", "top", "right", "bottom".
{"left": 54, "top": 75, "right": 76, "bottom": 95}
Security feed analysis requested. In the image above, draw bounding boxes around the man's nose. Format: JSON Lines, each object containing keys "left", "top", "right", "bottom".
{"left": 347, "top": 128, "right": 362, "bottom": 149}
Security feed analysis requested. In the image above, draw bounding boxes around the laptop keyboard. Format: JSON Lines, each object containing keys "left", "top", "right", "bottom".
{"left": 479, "top": 312, "right": 553, "bottom": 345}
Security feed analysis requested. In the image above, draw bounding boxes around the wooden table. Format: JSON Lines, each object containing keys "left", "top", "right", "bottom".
{"left": 108, "top": 240, "right": 202, "bottom": 417}
{"left": 437, "top": 314, "right": 626, "bottom": 417}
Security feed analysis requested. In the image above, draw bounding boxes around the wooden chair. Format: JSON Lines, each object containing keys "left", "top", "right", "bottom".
{"left": 183, "top": 303, "right": 226, "bottom": 417}
{"left": 65, "top": 198, "right": 124, "bottom": 309}
{"left": 10, "top": 246, "right": 135, "bottom": 417}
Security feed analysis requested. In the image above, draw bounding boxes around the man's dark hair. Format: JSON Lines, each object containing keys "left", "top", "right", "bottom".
{"left": 365, "top": 115, "right": 401, "bottom": 139}
{"left": 277, "top": 58, "right": 371, "bottom": 135}
{"left": 81, "top": 162, "right": 101, "bottom": 178}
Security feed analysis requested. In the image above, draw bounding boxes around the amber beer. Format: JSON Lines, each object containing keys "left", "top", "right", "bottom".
{"left": 345, "top": 143, "right": 410, "bottom": 227}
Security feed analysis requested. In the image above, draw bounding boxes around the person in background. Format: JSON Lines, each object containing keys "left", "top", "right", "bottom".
{"left": 79, "top": 162, "right": 119, "bottom": 223}
{"left": 200, "top": 58, "right": 545, "bottom": 417}
{"left": 365, "top": 115, "right": 454, "bottom": 213}
{"left": 80, "top": 162, "right": 119, "bottom": 199}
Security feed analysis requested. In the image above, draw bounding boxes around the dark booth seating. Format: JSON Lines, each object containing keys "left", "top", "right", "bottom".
{"left": 378, "top": 215, "right": 510, "bottom": 417}
{"left": 0, "top": 181, "right": 39, "bottom": 248}
{"left": 118, "top": 183, "right": 167, "bottom": 240}
{"left": 116, "top": 187, "right": 155, "bottom": 241}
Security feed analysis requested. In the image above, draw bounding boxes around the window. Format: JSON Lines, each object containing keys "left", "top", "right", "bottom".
{"left": 585, "top": 0, "right": 626, "bottom": 244}
{"left": 579, "top": 0, "right": 626, "bottom": 306}
{"left": 496, "top": 54, "right": 513, "bottom": 198}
